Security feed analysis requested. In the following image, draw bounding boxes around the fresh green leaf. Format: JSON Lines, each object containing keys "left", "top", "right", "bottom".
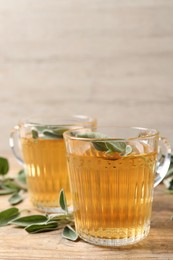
{"left": 59, "top": 189, "right": 68, "bottom": 213}
{"left": 168, "top": 179, "right": 173, "bottom": 191}
{"left": 11, "top": 215, "right": 48, "bottom": 227}
{"left": 8, "top": 193, "right": 23, "bottom": 205}
{"left": 48, "top": 213, "right": 73, "bottom": 223}
{"left": 105, "top": 141, "right": 126, "bottom": 153}
{"left": 92, "top": 141, "right": 108, "bottom": 151}
{"left": 0, "top": 207, "right": 20, "bottom": 227}
{"left": 77, "top": 132, "right": 132, "bottom": 156}
{"left": 42, "top": 130, "right": 61, "bottom": 138}
{"left": 43, "top": 128, "right": 69, "bottom": 139}
{"left": 124, "top": 145, "right": 133, "bottom": 155}
{"left": 0, "top": 157, "right": 9, "bottom": 176}
{"left": 62, "top": 225, "right": 79, "bottom": 241}
{"left": 2, "top": 179, "right": 20, "bottom": 192}
{"left": 25, "top": 221, "right": 58, "bottom": 233}
{"left": 17, "top": 169, "right": 26, "bottom": 184}
{"left": 51, "top": 128, "right": 70, "bottom": 137}
{"left": 0, "top": 188, "right": 15, "bottom": 195}
{"left": 77, "top": 132, "right": 110, "bottom": 152}
{"left": 77, "top": 132, "right": 107, "bottom": 139}
{"left": 32, "top": 129, "right": 39, "bottom": 139}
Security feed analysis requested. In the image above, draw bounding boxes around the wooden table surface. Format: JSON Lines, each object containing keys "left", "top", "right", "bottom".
{"left": 0, "top": 182, "right": 172, "bottom": 260}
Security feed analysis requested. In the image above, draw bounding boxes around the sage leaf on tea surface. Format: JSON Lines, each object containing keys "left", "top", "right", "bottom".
{"left": 77, "top": 132, "right": 132, "bottom": 156}
{"left": 59, "top": 189, "right": 68, "bottom": 213}
{"left": 25, "top": 221, "right": 58, "bottom": 233}
{"left": 77, "top": 132, "right": 107, "bottom": 139}
{"left": 63, "top": 225, "right": 79, "bottom": 241}
{"left": 0, "top": 157, "right": 9, "bottom": 176}
{"left": 105, "top": 141, "right": 126, "bottom": 153}
{"left": 8, "top": 193, "right": 23, "bottom": 206}
{"left": 124, "top": 145, "right": 133, "bottom": 155}
{"left": 0, "top": 207, "right": 20, "bottom": 227}
{"left": 43, "top": 128, "right": 69, "bottom": 139}
{"left": 77, "top": 132, "right": 108, "bottom": 151}
{"left": 32, "top": 129, "right": 39, "bottom": 139}
{"left": 11, "top": 215, "right": 48, "bottom": 227}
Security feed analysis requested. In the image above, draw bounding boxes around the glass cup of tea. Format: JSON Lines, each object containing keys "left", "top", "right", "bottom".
{"left": 63, "top": 126, "right": 171, "bottom": 246}
{"left": 9, "top": 115, "right": 96, "bottom": 213}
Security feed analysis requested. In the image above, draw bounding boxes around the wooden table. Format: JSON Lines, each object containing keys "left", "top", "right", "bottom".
{"left": 0, "top": 183, "right": 172, "bottom": 259}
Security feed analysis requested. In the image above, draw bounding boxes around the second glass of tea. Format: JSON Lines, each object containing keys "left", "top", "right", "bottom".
{"left": 9, "top": 115, "right": 96, "bottom": 213}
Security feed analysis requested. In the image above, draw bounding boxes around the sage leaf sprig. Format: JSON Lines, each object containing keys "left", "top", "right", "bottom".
{"left": 0, "top": 157, "right": 9, "bottom": 176}
{"left": 63, "top": 225, "right": 79, "bottom": 241}
{"left": 11, "top": 215, "right": 48, "bottom": 227}
{"left": 0, "top": 189, "right": 79, "bottom": 241}
{"left": 0, "top": 207, "right": 20, "bottom": 227}
{"left": 8, "top": 192, "right": 23, "bottom": 205}
{"left": 25, "top": 222, "right": 59, "bottom": 234}
{"left": 31, "top": 129, "right": 39, "bottom": 139}
{"left": 0, "top": 157, "right": 27, "bottom": 205}
{"left": 59, "top": 188, "right": 68, "bottom": 213}
{"left": 77, "top": 132, "right": 132, "bottom": 156}
{"left": 32, "top": 127, "right": 70, "bottom": 140}
{"left": 43, "top": 128, "right": 70, "bottom": 139}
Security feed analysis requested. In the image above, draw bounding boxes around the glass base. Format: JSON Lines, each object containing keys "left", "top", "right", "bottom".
{"left": 78, "top": 225, "right": 150, "bottom": 247}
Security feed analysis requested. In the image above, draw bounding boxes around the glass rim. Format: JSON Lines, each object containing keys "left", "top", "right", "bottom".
{"left": 63, "top": 126, "right": 160, "bottom": 141}
{"left": 17, "top": 115, "right": 96, "bottom": 127}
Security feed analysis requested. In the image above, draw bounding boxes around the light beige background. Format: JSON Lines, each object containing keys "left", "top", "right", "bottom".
{"left": 0, "top": 0, "right": 173, "bottom": 156}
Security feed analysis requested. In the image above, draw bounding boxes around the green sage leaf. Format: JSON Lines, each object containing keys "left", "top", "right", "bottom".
{"left": 43, "top": 128, "right": 69, "bottom": 139}
{"left": 32, "top": 129, "right": 39, "bottom": 139}
{"left": 105, "top": 141, "right": 126, "bottom": 153}
{"left": 59, "top": 189, "right": 68, "bottom": 213}
{"left": 62, "top": 225, "right": 79, "bottom": 241}
{"left": 77, "top": 132, "right": 132, "bottom": 155}
{"left": 48, "top": 213, "right": 74, "bottom": 223}
{"left": 8, "top": 193, "right": 23, "bottom": 205}
{"left": 124, "top": 144, "right": 133, "bottom": 155}
{"left": 77, "top": 132, "right": 108, "bottom": 151}
{"left": 11, "top": 215, "right": 48, "bottom": 227}
{"left": 51, "top": 128, "right": 70, "bottom": 137}
{"left": 0, "top": 188, "right": 15, "bottom": 195}
{"left": 0, "top": 207, "right": 20, "bottom": 227}
{"left": 25, "top": 221, "right": 58, "bottom": 233}
{"left": 0, "top": 157, "right": 9, "bottom": 176}
{"left": 2, "top": 179, "right": 20, "bottom": 192}
{"left": 17, "top": 169, "right": 26, "bottom": 184}
{"left": 77, "top": 132, "right": 107, "bottom": 139}
{"left": 42, "top": 130, "right": 60, "bottom": 138}
{"left": 168, "top": 179, "right": 173, "bottom": 191}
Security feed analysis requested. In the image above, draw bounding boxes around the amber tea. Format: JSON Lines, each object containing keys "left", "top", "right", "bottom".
{"left": 64, "top": 127, "right": 171, "bottom": 246}
{"left": 68, "top": 150, "right": 156, "bottom": 241}
{"left": 21, "top": 137, "right": 71, "bottom": 211}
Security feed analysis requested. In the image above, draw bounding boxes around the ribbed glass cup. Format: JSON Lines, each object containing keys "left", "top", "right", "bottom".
{"left": 63, "top": 126, "right": 171, "bottom": 246}
{"left": 9, "top": 115, "right": 96, "bottom": 213}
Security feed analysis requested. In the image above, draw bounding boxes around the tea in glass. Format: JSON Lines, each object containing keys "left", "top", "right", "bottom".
{"left": 10, "top": 115, "right": 96, "bottom": 213}
{"left": 64, "top": 127, "right": 171, "bottom": 246}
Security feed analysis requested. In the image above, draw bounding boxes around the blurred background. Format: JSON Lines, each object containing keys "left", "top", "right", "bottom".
{"left": 0, "top": 0, "right": 173, "bottom": 157}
